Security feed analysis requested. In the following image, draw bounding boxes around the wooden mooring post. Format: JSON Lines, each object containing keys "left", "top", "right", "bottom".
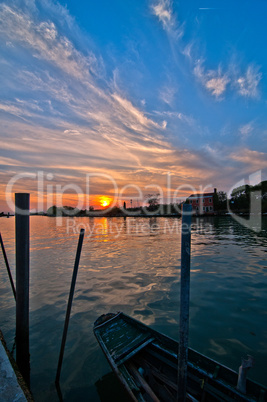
{"left": 15, "top": 193, "right": 30, "bottom": 386}
{"left": 55, "top": 228, "right": 85, "bottom": 384}
{"left": 177, "top": 204, "right": 192, "bottom": 402}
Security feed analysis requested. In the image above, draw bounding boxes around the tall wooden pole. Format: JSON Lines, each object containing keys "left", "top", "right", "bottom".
{"left": 15, "top": 193, "right": 30, "bottom": 386}
{"left": 177, "top": 204, "right": 192, "bottom": 402}
{"left": 55, "top": 228, "right": 85, "bottom": 384}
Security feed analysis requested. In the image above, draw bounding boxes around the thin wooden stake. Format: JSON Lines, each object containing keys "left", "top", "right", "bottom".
{"left": 177, "top": 204, "right": 192, "bottom": 402}
{"left": 0, "top": 232, "right": 16, "bottom": 300}
{"left": 55, "top": 228, "right": 85, "bottom": 384}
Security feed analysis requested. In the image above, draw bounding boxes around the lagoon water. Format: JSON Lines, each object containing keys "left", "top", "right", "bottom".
{"left": 0, "top": 215, "right": 267, "bottom": 401}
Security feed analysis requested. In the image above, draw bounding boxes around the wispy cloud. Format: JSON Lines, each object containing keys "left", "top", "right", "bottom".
{"left": 63, "top": 129, "right": 82, "bottom": 136}
{"left": 194, "top": 60, "right": 229, "bottom": 98}
{"left": 151, "top": 0, "right": 183, "bottom": 38}
{"left": 0, "top": 102, "right": 27, "bottom": 116}
{"left": 236, "top": 65, "right": 262, "bottom": 98}
{"left": 156, "top": 110, "right": 196, "bottom": 128}
{"left": 193, "top": 58, "right": 262, "bottom": 100}
{"left": 159, "top": 85, "right": 177, "bottom": 105}
{"left": 0, "top": 4, "right": 102, "bottom": 84}
{"left": 111, "top": 93, "right": 164, "bottom": 131}
{"left": 238, "top": 122, "right": 254, "bottom": 140}
{"left": 0, "top": 100, "right": 40, "bottom": 121}
{"left": 181, "top": 42, "right": 194, "bottom": 60}
{"left": 205, "top": 76, "right": 230, "bottom": 97}
{"left": 230, "top": 148, "right": 267, "bottom": 172}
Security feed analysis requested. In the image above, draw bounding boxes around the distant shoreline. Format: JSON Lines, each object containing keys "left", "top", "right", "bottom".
{"left": 28, "top": 212, "right": 267, "bottom": 218}
{"left": 2, "top": 212, "right": 266, "bottom": 218}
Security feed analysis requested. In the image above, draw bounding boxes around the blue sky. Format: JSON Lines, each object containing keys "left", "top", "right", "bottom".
{"left": 0, "top": 0, "right": 266, "bottom": 209}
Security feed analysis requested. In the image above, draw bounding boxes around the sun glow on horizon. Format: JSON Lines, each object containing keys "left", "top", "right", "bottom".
{"left": 99, "top": 196, "right": 112, "bottom": 208}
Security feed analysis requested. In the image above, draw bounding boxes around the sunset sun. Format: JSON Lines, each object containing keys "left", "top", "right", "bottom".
{"left": 99, "top": 196, "right": 112, "bottom": 208}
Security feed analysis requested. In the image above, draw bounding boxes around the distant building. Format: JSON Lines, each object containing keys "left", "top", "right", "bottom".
{"left": 187, "top": 188, "right": 217, "bottom": 214}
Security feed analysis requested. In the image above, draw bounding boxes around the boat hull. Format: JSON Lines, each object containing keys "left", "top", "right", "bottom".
{"left": 94, "top": 312, "right": 266, "bottom": 401}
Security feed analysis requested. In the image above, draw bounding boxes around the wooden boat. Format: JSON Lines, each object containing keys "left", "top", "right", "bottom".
{"left": 94, "top": 312, "right": 267, "bottom": 402}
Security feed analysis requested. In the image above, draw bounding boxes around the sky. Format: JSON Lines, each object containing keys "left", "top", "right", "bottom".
{"left": 0, "top": 0, "right": 267, "bottom": 211}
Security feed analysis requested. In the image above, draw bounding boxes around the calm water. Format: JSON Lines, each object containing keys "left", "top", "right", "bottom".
{"left": 0, "top": 216, "right": 266, "bottom": 401}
